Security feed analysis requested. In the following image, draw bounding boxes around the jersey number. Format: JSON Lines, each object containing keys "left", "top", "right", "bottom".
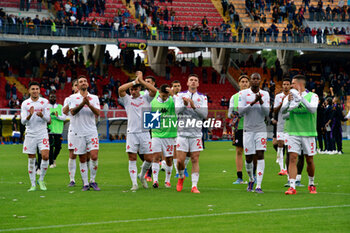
{"left": 166, "top": 145, "right": 174, "bottom": 152}
{"left": 196, "top": 139, "right": 202, "bottom": 149}
{"left": 91, "top": 138, "right": 99, "bottom": 145}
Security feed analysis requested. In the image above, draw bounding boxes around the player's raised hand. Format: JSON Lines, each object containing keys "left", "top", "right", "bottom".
{"left": 36, "top": 109, "right": 43, "bottom": 118}
{"left": 84, "top": 96, "right": 90, "bottom": 106}
{"left": 29, "top": 106, "right": 34, "bottom": 115}
{"left": 288, "top": 93, "right": 293, "bottom": 101}
{"left": 135, "top": 71, "right": 143, "bottom": 82}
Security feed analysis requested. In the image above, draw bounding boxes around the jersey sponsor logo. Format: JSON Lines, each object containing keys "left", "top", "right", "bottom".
{"left": 143, "top": 110, "right": 161, "bottom": 129}
{"left": 197, "top": 98, "right": 201, "bottom": 102}
{"left": 131, "top": 101, "right": 145, "bottom": 107}
{"left": 40, "top": 101, "right": 45, "bottom": 105}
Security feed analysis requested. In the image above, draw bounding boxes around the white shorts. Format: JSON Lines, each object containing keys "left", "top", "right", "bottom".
{"left": 277, "top": 132, "right": 286, "bottom": 141}
{"left": 73, "top": 133, "right": 99, "bottom": 155}
{"left": 67, "top": 132, "right": 78, "bottom": 150}
{"left": 23, "top": 134, "right": 49, "bottom": 154}
{"left": 287, "top": 135, "right": 316, "bottom": 156}
{"left": 243, "top": 131, "right": 267, "bottom": 155}
{"left": 176, "top": 136, "right": 203, "bottom": 152}
{"left": 126, "top": 132, "right": 153, "bottom": 154}
{"left": 152, "top": 137, "right": 176, "bottom": 157}
{"left": 284, "top": 133, "right": 290, "bottom": 145}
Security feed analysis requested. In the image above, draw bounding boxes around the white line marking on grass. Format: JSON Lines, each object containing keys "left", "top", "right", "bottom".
{"left": 0, "top": 205, "right": 349, "bottom": 232}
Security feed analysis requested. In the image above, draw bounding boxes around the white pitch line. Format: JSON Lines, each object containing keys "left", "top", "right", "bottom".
{"left": 0, "top": 205, "right": 350, "bottom": 232}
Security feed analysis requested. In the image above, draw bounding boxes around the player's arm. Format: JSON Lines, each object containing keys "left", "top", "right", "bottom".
{"left": 273, "top": 95, "right": 283, "bottom": 114}
{"left": 228, "top": 95, "right": 235, "bottom": 118}
{"left": 175, "top": 94, "right": 186, "bottom": 115}
{"left": 70, "top": 98, "right": 86, "bottom": 116}
{"left": 86, "top": 96, "right": 100, "bottom": 117}
{"left": 237, "top": 92, "right": 249, "bottom": 115}
{"left": 62, "top": 98, "right": 70, "bottom": 115}
{"left": 300, "top": 93, "right": 318, "bottom": 114}
{"left": 40, "top": 102, "right": 51, "bottom": 124}
{"left": 21, "top": 103, "right": 32, "bottom": 124}
{"left": 138, "top": 74, "right": 157, "bottom": 97}
{"left": 281, "top": 94, "right": 291, "bottom": 114}
{"left": 193, "top": 95, "right": 208, "bottom": 119}
{"left": 118, "top": 81, "right": 135, "bottom": 98}
{"left": 261, "top": 92, "right": 270, "bottom": 117}
{"left": 56, "top": 105, "right": 67, "bottom": 121}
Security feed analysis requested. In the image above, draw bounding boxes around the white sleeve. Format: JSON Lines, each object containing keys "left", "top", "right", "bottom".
{"left": 20, "top": 102, "right": 29, "bottom": 125}
{"left": 93, "top": 96, "right": 101, "bottom": 109}
{"left": 63, "top": 97, "right": 70, "bottom": 108}
{"left": 175, "top": 93, "right": 186, "bottom": 115}
{"left": 42, "top": 102, "right": 51, "bottom": 123}
{"left": 238, "top": 92, "right": 249, "bottom": 115}
{"left": 144, "top": 92, "right": 154, "bottom": 104}
{"left": 281, "top": 96, "right": 290, "bottom": 114}
{"left": 273, "top": 94, "right": 281, "bottom": 109}
{"left": 120, "top": 94, "right": 130, "bottom": 106}
{"left": 228, "top": 95, "right": 234, "bottom": 118}
{"left": 261, "top": 92, "right": 270, "bottom": 117}
{"left": 300, "top": 93, "right": 319, "bottom": 114}
{"left": 57, "top": 105, "right": 67, "bottom": 121}
{"left": 346, "top": 111, "right": 350, "bottom": 120}
{"left": 194, "top": 95, "right": 208, "bottom": 119}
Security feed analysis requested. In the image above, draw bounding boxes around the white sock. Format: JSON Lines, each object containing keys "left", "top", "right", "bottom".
{"left": 28, "top": 158, "right": 36, "bottom": 186}
{"left": 278, "top": 147, "right": 284, "bottom": 170}
{"left": 245, "top": 161, "right": 254, "bottom": 182}
{"left": 128, "top": 160, "right": 137, "bottom": 186}
{"left": 152, "top": 162, "right": 160, "bottom": 183}
{"left": 290, "top": 178, "right": 296, "bottom": 189}
{"left": 184, "top": 157, "right": 190, "bottom": 168}
{"left": 178, "top": 169, "right": 184, "bottom": 179}
{"left": 90, "top": 160, "right": 98, "bottom": 183}
{"left": 308, "top": 176, "right": 314, "bottom": 186}
{"left": 256, "top": 159, "right": 265, "bottom": 189}
{"left": 191, "top": 172, "right": 199, "bottom": 188}
{"left": 68, "top": 158, "right": 76, "bottom": 182}
{"left": 140, "top": 161, "right": 152, "bottom": 179}
{"left": 39, "top": 160, "right": 49, "bottom": 181}
{"left": 296, "top": 174, "right": 302, "bottom": 182}
{"left": 79, "top": 162, "right": 89, "bottom": 186}
{"left": 173, "top": 158, "right": 179, "bottom": 174}
{"left": 165, "top": 164, "right": 173, "bottom": 183}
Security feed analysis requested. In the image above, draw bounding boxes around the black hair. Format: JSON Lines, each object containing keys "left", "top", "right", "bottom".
{"left": 292, "top": 75, "right": 306, "bottom": 82}
{"left": 171, "top": 80, "right": 180, "bottom": 85}
{"left": 145, "top": 76, "right": 156, "bottom": 83}
{"left": 282, "top": 78, "right": 291, "bottom": 83}
{"left": 28, "top": 81, "right": 40, "bottom": 89}
{"left": 160, "top": 84, "right": 170, "bottom": 93}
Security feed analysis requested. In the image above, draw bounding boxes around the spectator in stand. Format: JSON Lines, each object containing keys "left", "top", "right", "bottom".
{"left": 259, "top": 27, "right": 265, "bottom": 42}
{"left": 11, "top": 83, "right": 17, "bottom": 100}
{"left": 5, "top": 81, "right": 11, "bottom": 100}
{"left": 219, "top": 67, "right": 226, "bottom": 84}
{"left": 251, "top": 28, "right": 257, "bottom": 43}
{"left": 180, "top": 58, "right": 187, "bottom": 74}
{"left": 309, "top": 4, "right": 315, "bottom": 21}
{"left": 282, "top": 27, "right": 287, "bottom": 43}
{"left": 202, "top": 16, "right": 208, "bottom": 28}
{"left": 243, "top": 26, "right": 250, "bottom": 42}
{"left": 212, "top": 69, "right": 217, "bottom": 84}
{"left": 221, "top": 96, "right": 227, "bottom": 106}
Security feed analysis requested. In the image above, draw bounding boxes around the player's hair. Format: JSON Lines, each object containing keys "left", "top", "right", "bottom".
{"left": 238, "top": 75, "right": 249, "bottom": 82}
{"left": 171, "top": 80, "right": 181, "bottom": 85}
{"left": 72, "top": 79, "right": 78, "bottom": 85}
{"left": 131, "top": 84, "right": 141, "bottom": 88}
{"left": 188, "top": 74, "right": 199, "bottom": 80}
{"left": 292, "top": 75, "right": 306, "bottom": 82}
{"left": 282, "top": 78, "right": 291, "bottom": 83}
{"left": 250, "top": 73, "right": 261, "bottom": 79}
{"left": 78, "top": 75, "right": 87, "bottom": 80}
{"left": 145, "top": 76, "right": 156, "bottom": 83}
{"left": 28, "top": 81, "right": 40, "bottom": 89}
{"left": 160, "top": 84, "right": 170, "bottom": 93}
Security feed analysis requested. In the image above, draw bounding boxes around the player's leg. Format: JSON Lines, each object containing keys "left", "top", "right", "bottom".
{"left": 277, "top": 135, "right": 286, "bottom": 175}
{"left": 89, "top": 149, "right": 100, "bottom": 191}
{"left": 253, "top": 132, "right": 267, "bottom": 193}
{"left": 164, "top": 153, "right": 173, "bottom": 188}
{"left": 190, "top": 151, "right": 200, "bottom": 193}
{"left": 302, "top": 137, "right": 317, "bottom": 194}
{"left": 53, "top": 134, "right": 63, "bottom": 167}
{"left": 233, "top": 129, "right": 244, "bottom": 184}
{"left": 38, "top": 149, "right": 49, "bottom": 190}
{"left": 296, "top": 151, "right": 304, "bottom": 186}
{"left": 285, "top": 136, "right": 301, "bottom": 194}
{"left": 68, "top": 149, "right": 77, "bottom": 186}
{"left": 138, "top": 132, "right": 154, "bottom": 189}
{"left": 78, "top": 153, "right": 90, "bottom": 191}
{"left": 126, "top": 133, "right": 139, "bottom": 190}
{"left": 173, "top": 145, "right": 179, "bottom": 177}
{"left": 139, "top": 152, "right": 152, "bottom": 188}
{"left": 243, "top": 132, "right": 255, "bottom": 192}
{"left": 48, "top": 134, "right": 55, "bottom": 167}
{"left": 184, "top": 152, "right": 191, "bottom": 177}
{"left": 151, "top": 152, "right": 161, "bottom": 188}
{"left": 27, "top": 154, "right": 37, "bottom": 191}
{"left": 176, "top": 151, "right": 187, "bottom": 192}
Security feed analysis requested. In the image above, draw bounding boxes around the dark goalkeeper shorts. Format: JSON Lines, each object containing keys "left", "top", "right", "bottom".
{"left": 232, "top": 129, "right": 243, "bottom": 148}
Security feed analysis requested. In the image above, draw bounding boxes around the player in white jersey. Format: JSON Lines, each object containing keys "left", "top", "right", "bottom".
{"left": 171, "top": 80, "right": 190, "bottom": 178}
{"left": 119, "top": 71, "right": 158, "bottom": 191}
{"left": 21, "top": 82, "right": 51, "bottom": 191}
{"left": 238, "top": 73, "right": 270, "bottom": 194}
{"left": 68, "top": 76, "right": 101, "bottom": 191}
{"left": 175, "top": 74, "right": 208, "bottom": 194}
{"left": 62, "top": 79, "right": 79, "bottom": 187}
{"left": 273, "top": 78, "right": 291, "bottom": 176}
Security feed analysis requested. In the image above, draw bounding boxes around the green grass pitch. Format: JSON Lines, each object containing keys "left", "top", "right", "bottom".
{"left": 0, "top": 141, "right": 350, "bottom": 232}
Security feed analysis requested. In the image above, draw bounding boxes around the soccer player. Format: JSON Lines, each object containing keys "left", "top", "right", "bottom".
{"left": 175, "top": 74, "right": 208, "bottom": 193}
{"left": 172, "top": 80, "right": 190, "bottom": 178}
{"left": 48, "top": 93, "right": 66, "bottom": 168}
{"left": 273, "top": 78, "right": 291, "bottom": 176}
{"left": 282, "top": 75, "right": 318, "bottom": 195}
{"left": 238, "top": 73, "right": 270, "bottom": 193}
{"left": 228, "top": 75, "right": 250, "bottom": 184}
{"left": 150, "top": 84, "right": 177, "bottom": 188}
{"left": 63, "top": 79, "right": 79, "bottom": 186}
{"left": 119, "top": 71, "right": 158, "bottom": 191}
{"left": 69, "top": 76, "right": 101, "bottom": 191}
{"left": 21, "top": 81, "right": 51, "bottom": 191}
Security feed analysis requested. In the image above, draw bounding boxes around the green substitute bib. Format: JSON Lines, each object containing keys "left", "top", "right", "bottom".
{"left": 48, "top": 104, "right": 64, "bottom": 134}
{"left": 233, "top": 93, "right": 244, "bottom": 130}
{"left": 151, "top": 96, "right": 177, "bottom": 138}
{"left": 286, "top": 92, "right": 317, "bottom": 137}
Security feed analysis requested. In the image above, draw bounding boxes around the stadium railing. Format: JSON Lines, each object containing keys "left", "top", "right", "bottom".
{"left": 0, "top": 23, "right": 337, "bottom": 44}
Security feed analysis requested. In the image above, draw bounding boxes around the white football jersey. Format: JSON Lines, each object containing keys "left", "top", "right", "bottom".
{"left": 238, "top": 88, "right": 270, "bottom": 133}
{"left": 274, "top": 92, "right": 287, "bottom": 133}
{"left": 121, "top": 92, "right": 153, "bottom": 134}
{"left": 68, "top": 92, "right": 100, "bottom": 136}
{"left": 21, "top": 97, "right": 50, "bottom": 137}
